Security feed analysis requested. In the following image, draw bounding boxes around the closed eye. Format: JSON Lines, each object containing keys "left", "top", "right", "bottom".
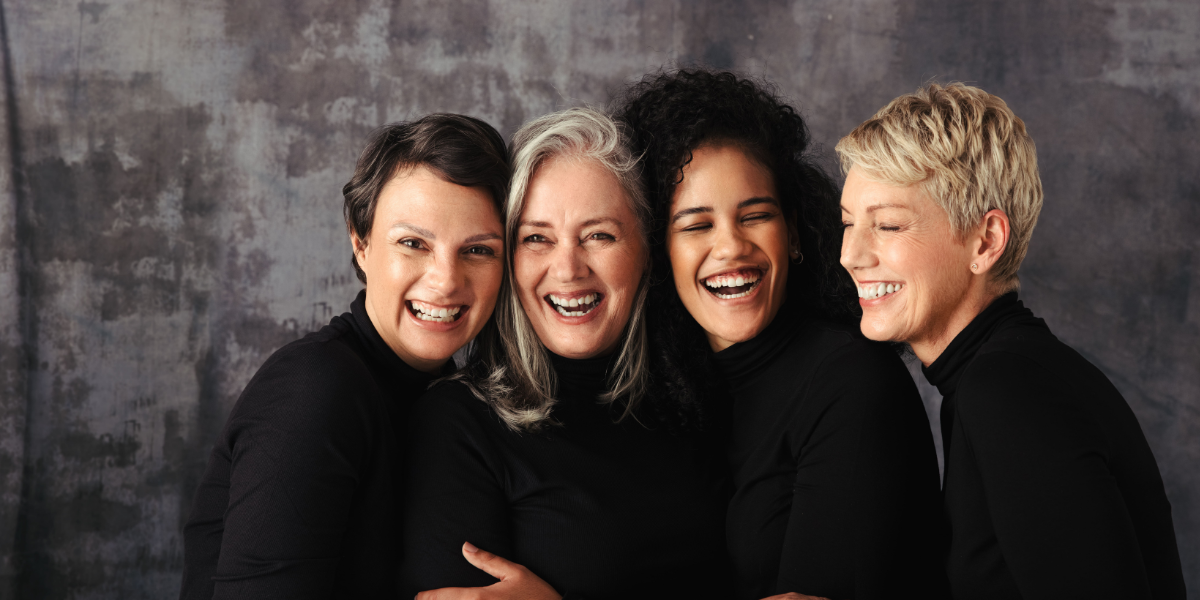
{"left": 742, "top": 212, "right": 776, "bottom": 224}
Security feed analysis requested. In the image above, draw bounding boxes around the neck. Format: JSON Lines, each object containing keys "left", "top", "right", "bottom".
{"left": 910, "top": 285, "right": 1003, "bottom": 367}
{"left": 364, "top": 288, "right": 447, "bottom": 374}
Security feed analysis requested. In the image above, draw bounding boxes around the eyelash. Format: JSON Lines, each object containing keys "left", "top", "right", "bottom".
{"left": 466, "top": 246, "right": 495, "bottom": 256}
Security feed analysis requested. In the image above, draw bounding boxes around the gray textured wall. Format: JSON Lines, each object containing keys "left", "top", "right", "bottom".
{"left": 0, "top": 1, "right": 1196, "bottom": 598}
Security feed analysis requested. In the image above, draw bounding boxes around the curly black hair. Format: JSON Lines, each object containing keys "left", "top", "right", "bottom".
{"left": 613, "top": 68, "right": 858, "bottom": 434}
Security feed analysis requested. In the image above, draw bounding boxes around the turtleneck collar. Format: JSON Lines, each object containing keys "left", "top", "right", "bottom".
{"left": 709, "top": 298, "right": 806, "bottom": 384}
{"left": 549, "top": 350, "right": 617, "bottom": 400}
{"left": 921, "top": 291, "right": 1038, "bottom": 398}
{"left": 348, "top": 289, "right": 454, "bottom": 388}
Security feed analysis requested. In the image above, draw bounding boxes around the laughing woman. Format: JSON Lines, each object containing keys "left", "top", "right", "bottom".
{"left": 837, "top": 83, "right": 1184, "bottom": 599}
{"left": 400, "top": 108, "right": 729, "bottom": 600}
{"left": 617, "top": 70, "right": 946, "bottom": 600}
{"left": 180, "top": 115, "right": 508, "bottom": 599}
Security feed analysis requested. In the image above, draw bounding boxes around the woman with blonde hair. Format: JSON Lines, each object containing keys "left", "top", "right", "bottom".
{"left": 838, "top": 82, "right": 1185, "bottom": 599}
{"left": 400, "top": 107, "right": 729, "bottom": 600}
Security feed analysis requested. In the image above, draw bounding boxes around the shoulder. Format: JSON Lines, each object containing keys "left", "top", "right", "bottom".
{"left": 226, "top": 318, "right": 378, "bottom": 430}
{"left": 785, "top": 320, "right": 921, "bottom": 413}
{"left": 956, "top": 332, "right": 1117, "bottom": 437}
{"left": 796, "top": 319, "right": 914, "bottom": 387}
{"left": 410, "top": 379, "right": 502, "bottom": 434}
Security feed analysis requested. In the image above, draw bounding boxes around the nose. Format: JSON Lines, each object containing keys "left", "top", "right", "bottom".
{"left": 549, "top": 243, "right": 589, "bottom": 282}
{"left": 424, "top": 249, "right": 466, "bottom": 297}
{"left": 840, "top": 223, "right": 874, "bottom": 272}
{"left": 710, "top": 222, "right": 753, "bottom": 262}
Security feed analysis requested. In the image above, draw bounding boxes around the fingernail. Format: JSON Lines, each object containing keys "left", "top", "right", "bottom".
{"left": 463, "top": 541, "right": 479, "bottom": 553}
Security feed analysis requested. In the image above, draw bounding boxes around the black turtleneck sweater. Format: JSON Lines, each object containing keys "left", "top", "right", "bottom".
{"left": 399, "top": 353, "right": 730, "bottom": 599}
{"left": 181, "top": 290, "right": 447, "bottom": 600}
{"left": 923, "top": 293, "right": 1185, "bottom": 600}
{"left": 713, "top": 308, "right": 946, "bottom": 600}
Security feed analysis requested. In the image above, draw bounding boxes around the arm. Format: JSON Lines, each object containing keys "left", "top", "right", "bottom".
{"left": 774, "top": 343, "right": 945, "bottom": 599}
{"left": 959, "top": 353, "right": 1154, "bottom": 599}
{"left": 210, "top": 348, "right": 376, "bottom": 599}
{"left": 399, "top": 389, "right": 518, "bottom": 596}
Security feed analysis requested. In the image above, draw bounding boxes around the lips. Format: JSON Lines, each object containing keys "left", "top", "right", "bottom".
{"left": 407, "top": 300, "right": 466, "bottom": 323}
{"left": 545, "top": 292, "right": 603, "bottom": 317}
{"left": 702, "top": 268, "right": 763, "bottom": 299}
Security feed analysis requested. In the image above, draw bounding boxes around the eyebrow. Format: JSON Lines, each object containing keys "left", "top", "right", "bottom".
{"left": 670, "top": 196, "right": 779, "bottom": 224}
{"left": 391, "top": 222, "right": 436, "bottom": 238}
{"left": 463, "top": 232, "right": 502, "bottom": 244}
{"left": 518, "top": 218, "right": 624, "bottom": 229}
{"left": 840, "top": 203, "right": 911, "bottom": 213}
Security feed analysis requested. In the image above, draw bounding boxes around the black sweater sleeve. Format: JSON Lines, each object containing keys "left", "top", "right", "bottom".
{"left": 191, "top": 342, "right": 377, "bottom": 599}
{"left": 956, "top": 351, "right": 1161, "bottom": 599}
{"left": 399, "top": 383, "right": 514, "bottom": 597}
{"left": 774, "top": 341, "right": 945, "bottom": 600}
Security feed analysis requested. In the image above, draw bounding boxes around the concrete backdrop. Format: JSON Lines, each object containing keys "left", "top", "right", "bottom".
{"left": 0, "top": 0, "right": 1196, "bottom": 598}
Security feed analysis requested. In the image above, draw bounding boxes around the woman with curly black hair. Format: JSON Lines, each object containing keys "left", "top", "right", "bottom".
{"left": 615, "top": 69, "right": 947, "bottom": 600}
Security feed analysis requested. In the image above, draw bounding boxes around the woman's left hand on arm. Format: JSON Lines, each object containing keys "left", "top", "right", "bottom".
{"left": 414, "top": 542, "right": 562, "bottom": 600}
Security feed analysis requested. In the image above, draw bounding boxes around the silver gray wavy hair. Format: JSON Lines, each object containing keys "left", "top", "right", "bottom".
{"left": 458, "top": 106, "right": 652, "bottom": 431}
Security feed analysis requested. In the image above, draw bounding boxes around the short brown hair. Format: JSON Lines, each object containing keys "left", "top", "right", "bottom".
{"left": 342, "top": 114, "right": 509, "bottom": 283}
{"left": 835, "top": 83, "right": 1043, "bottom": 291}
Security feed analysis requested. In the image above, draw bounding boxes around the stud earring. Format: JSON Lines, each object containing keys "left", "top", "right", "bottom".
{"left": 971, "top": 263, "right": 978, "bottom": 271}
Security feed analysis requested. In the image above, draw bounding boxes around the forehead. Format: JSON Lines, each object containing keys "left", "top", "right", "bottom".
{"left": 673, "top": 143, "right": 776, "bottom": 205}
{"left": 840, "top": 167, "right": 929, "bottom": 213}
{"left": 375, "top": 165, "right": 499, "bottom": 225}
{"left": 521, "top": 156, "right": 634, "bottom": 224}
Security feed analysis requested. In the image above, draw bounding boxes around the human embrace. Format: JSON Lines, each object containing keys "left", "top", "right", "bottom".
{"left": 180, "top": 69, "right": 1185, "bottom": 600}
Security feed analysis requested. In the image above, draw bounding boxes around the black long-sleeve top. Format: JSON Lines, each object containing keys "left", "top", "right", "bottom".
{"left": 713, "top": 306, "right": 946, "bottom": 600}
{"left": 180, "top": 290, "right": 447, "bottom": 600}
{"left": 399, "top": 353, "right": 730, "bottom": 600}
{"left": 924, "top": 292, "right": 1185, "bottom": 600}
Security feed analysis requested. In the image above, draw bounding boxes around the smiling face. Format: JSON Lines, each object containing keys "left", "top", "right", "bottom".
{"left": 352, "top": 165, "right": 504, "bottom": 372}
{"left": 514, "top": 156, "right": 647, "bottom": 359}
{"left": 839, "top": 165, "right": 980, "bottom": 360}
{"left": 667, "top": 143, "right": 793, "bottom": 351}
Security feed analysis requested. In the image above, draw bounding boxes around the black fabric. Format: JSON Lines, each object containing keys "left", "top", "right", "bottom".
{"left": 713, "top": 305, "right": 947, "bottom": 600}
{"left": 924, "top": 292, "right": 1186, "bottom": 600}
{"left": 180, "top": 290, "right": 447, "bottom": 600}
{"left": 399, "top": 352, "right": 731, "bottom": 600}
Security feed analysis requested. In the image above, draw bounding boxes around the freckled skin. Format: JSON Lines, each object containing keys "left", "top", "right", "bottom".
{"left": 353, "top": 166, "right": 504, "bottom": 372}
{"left": 667, "top": 143, "right": 794, "bottom": 351}
{"left": 514, "top": 157, "right": 647, "bottom": 360}
{"left": 839, "top": 166, "right": 995, "bottom": 364}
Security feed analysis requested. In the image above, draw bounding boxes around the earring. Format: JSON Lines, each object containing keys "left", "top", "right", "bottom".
{"left": 790, "top": 248, "right": 804, "bottom": 264}
{"left": 971, "top": 263, "right": 978, "bottom": 271}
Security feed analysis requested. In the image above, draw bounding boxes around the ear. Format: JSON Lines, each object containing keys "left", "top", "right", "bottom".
{"left": 350, "top": 229, "right": 369, "bottom": 264}
{"left": 786, "top": 210, "right": 801, "bottom": 254}
{"left": 971, "top": 209, "right": 1010, "bottom": 275}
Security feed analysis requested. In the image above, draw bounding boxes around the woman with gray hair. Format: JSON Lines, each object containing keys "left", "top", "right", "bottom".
{"left": 838, "top": 83, "right": 1184, "bottom": 599}
{"left": 399, "top": 107, "right": 729, "bottom": 599}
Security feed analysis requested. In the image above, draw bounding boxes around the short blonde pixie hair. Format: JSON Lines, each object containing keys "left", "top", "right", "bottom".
{"left": 835, "top": 82, "right": 1043, "bottom": 291}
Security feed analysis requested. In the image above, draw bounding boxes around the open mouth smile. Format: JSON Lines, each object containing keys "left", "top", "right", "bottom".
{"left": 407, "top": 300, "right": 467, "bottom": 323}
{"left": 702, "top": 268, "right": 763, "bottom": 300}
{"left": 545, "top": 292, "right": 603, "bottom": 317}
{"left": 857, "top": 282, "right": 904, "bottom": 300}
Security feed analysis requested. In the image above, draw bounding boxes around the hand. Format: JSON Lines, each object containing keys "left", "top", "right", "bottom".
{"left": 414, "top": 542, "right": 562, "bottom": 600}
{"left": 760, "top": 594, "right": 830, "bottom": 600}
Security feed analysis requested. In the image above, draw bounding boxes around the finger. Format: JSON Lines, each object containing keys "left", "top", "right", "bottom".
{"left": 461, "top": 541, "right": 517, "bottom": 581}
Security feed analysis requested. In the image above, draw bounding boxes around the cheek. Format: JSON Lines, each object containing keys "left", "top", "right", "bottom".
{"left": 667, "top": 239, "right": 699, "bottom": 288}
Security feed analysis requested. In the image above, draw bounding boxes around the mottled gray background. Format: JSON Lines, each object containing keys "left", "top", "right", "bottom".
{"left": 0, "top": 1, "right": 1195, "bottom": 598}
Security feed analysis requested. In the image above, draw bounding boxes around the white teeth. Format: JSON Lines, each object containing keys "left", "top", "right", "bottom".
{"left": 703, "top": 272, "right": 762, "bottom": 290}
{"left": 856, "top": 283, "right": 903, "bottom": 300}
{"left": 548, "top": 293, "right": 601, "bottom": 316}
{"left": 410, "top": 301, "right": 463, "bottom": 322}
